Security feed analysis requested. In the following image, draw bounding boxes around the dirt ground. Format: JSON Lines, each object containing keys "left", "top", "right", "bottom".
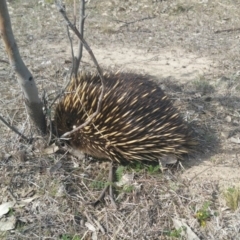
{"left": 1, "top": 0, "right": 240, "bottom": 239}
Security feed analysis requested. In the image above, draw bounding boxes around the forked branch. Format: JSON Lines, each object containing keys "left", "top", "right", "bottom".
{"left": 57, "top": 3, "right": 105, "bottom": 138}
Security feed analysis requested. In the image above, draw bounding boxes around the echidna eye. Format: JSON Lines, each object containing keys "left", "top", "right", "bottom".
{"left": 66, "top": 120, "right": 71, "bottom": 129}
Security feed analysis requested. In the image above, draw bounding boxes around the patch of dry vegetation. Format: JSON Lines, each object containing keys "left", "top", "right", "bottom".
{"left": 1, "top": 0, "right": 240, "bottom": 239}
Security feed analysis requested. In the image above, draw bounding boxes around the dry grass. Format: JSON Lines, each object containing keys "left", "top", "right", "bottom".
{"left": 1, "top": 0, "right": 240, "bottom": 239}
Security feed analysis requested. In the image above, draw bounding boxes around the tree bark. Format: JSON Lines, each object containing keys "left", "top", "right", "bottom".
{"left": 0, "top": 0, "right": 46, "bottom": 134}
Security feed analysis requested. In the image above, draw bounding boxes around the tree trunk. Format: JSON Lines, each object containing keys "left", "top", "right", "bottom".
{"left": 0, "top": 0, "right": 46, "bottom": 134}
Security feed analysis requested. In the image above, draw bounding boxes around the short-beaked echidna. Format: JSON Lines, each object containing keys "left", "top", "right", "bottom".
{"left": 54, "top": 71, "right": 196, "bottom": 162}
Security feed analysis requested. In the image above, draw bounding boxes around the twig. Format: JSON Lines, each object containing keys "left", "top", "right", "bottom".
{"left": 93, "top": 184, "right": 109, "bottom": 206}
{"left": 47, "top": 74, "right": 73, "bottom": 144}
{"left": 108, "top": 162, "right": 117, "bottom": 208}
{"left": 7, "top": 187, "right": 18, "bottom": 202}
{"left": 214, "top": 27, "right": 240, "bottom": 34}
{"left": 49, "top": 73, "right": 71, "bottom": 109}
{"left": 0, "top": 115, "right": 30, "bottom": 142}
{"left": 93, "top": 162, "right": 117, "bottom": 208}
{"left": 84, "top": 210, "right": 95, "bottom": 226}
{"left": 0, "top": 59, "right": 9, "bottom": 64}
{"left": 188, "top": 166, "right": 212, "bottom": 183}
{"left": 113, "top": 16, "right": 156, "bottom": 29}
{"left": 73, "top": 0, "right": 87, "bottom": 77}
{"left": 47, "top": 112, "right": 53, "bottom": 146}
{"left": 57, "top": 3, "right": 105, "bottom": 139}
{"left": 41, "top": 89, "right": 53, "bottom": 145}
{"left": 60, "top": 0, "right": 87, "bottom": 90}
{"left": 66, "top": 25, "right": 75, "bottom": 80}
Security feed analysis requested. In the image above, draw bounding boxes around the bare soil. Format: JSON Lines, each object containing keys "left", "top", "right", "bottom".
{"left": 1, "top": 0, "right": 240, "bottom": 239}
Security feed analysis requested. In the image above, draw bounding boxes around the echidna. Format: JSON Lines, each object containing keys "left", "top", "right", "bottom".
{"left": 54, "top": 71, "right": 196, "bottom": 163}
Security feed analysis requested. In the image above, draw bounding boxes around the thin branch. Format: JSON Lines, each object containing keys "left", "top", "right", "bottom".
{"left": 73, "top": 0, "right": 86, "bottom": 77}
{"left": 73, "top": 0, "right": 76, "bottom": 25}
{"left": 49, "top": 74, "right": 71, "bottom": 109}
{"left": 214, "top": 27, "right": 240, "bottom": 34}
{"left": 66, "top": 25, "right": 75, "bottom": 80}
{"left": 113, "top": 16, "right": 156, "bottom": 29}
{"left": 57, "top": 3, "right": 105, "bottom": 139}
{"left": 0, "top": 115, "right": 31, "bottom": 142}
{"left": 0, "top": 59, "right": 9, "bottom": 64}
{"left": 50, "top": 0, "right": 86, "bottom": 108}
{"left": 93, "top": 162, "right": 117, "bottom": 208}
{"left": 48, "top": 74, "right": 73, "bottom": 145}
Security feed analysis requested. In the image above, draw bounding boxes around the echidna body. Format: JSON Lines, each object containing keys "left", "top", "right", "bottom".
{"left": 55, "top": 72, "right": 196, "bottom": 162}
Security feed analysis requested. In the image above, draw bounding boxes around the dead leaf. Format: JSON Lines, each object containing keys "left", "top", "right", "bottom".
{"left": 85, "top": 222, "right": 96, "bottom": 231}
{"left": 17, "top": 196, "right": 39, "bottom": 207}
{"left": 42, "top": 143, "right": 59, "bottom": 154}
{"left": 92, "top": 231, "right": 97, "bottom": 240}
{"left": 230, "top": 137, "right": 240, "bottom": 144}
{"left": 0, "top": 202, "right": 15, "bottom": 218}
{"left": 0, "top": 216, "right": 16, "bottom": 231}
{"left": 116, "top": 173, "right": 134, "bottom": 187}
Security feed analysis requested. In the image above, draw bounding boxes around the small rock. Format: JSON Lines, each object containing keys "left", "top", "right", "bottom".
{"left": 225, "top": 116, "right": 231, "bottom": 123}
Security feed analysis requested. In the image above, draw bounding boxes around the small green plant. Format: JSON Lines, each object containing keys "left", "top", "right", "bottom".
{"left": 129, "top": 162, "right": 145, "bottom": 172}
{"left": 166, "top": 227, "right": 185, "bottom": 238}
{"left": 174, "top": 5, "right": 190, "bottom": 13}
{"left": 73, "top": 237, "right": 80, "bottom": 240}
{"left": 122, "top": 185, "right": 134, "bottom": 193}
{"left": 194, "top": 78, "right": 215, "bottom": 95}
{"left": 90, "top": 180, "right": 108, "bottom": 190}
{"left": 49, "top": 185, "right": 58, "bottom": 197}
{"left": 223, "top": 187, "right": 240, "bottom": 211}
{"left": 115, "top": 165, "right": 125, "bottom": 182}
{"left": 195, "top": 202, "right": 211, "bottom": 227}
{"left": 128, "top": 162, "right": 161, "bottom": 175}
{"left": 0, "top": 232, "right": 6, "bottom": 239}
{"left": 44, "top": 0, "right": 54, "bottom": 4}
{"left": 147, "top": 164, "right": 160, "bottom": 175}
{"left": 7, "top": 207, "right": 14, "bottom": 217}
